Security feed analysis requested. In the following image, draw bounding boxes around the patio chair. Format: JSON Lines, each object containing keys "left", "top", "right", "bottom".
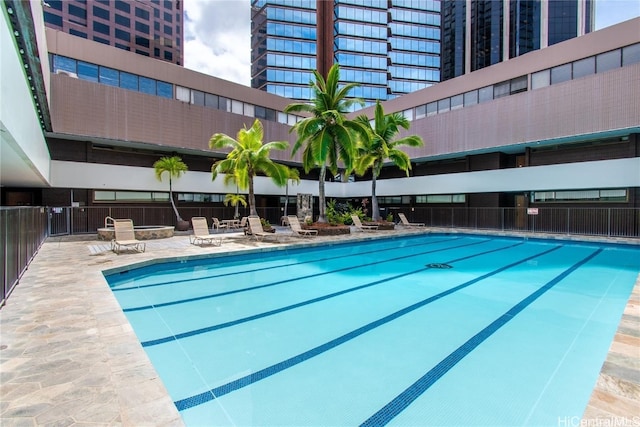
{"left": 111, "top": 219, "right": 146, "bottom": 254}
{"left": 288, "top": 215, "right": 318, "bottom": 238}
{"left": 189, "top": 217, "right": 221, "bottom": 246}
{"left": 398, "top": 212, "right": 425, "bottom": 227}
{"left": 351, "top": 215, "right": 378, "bottom": 232}
{"left": 212, "top": 217, "right": 228, "bottom": 231}
{"left": 247, "top": 216, "right": 282, "bottom": 242}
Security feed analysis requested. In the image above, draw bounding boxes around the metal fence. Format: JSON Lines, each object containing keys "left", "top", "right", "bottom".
{"left": 46, "top": 205, "right": 293, "bottom": 236}
{"left": 387, "top": 207, "right": 640, "bottom": 239}
{"left": 1, "top": 207, "right": 48, "bottom": 308}
{"left": 42, "top": 205, "right": 640, "bottom": 239}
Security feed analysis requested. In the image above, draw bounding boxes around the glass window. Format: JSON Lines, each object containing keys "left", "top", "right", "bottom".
{"left": 99, "top": 66, "right": 119, "bottom": 86}
{"left": 164, "top": 25, "right": 173, "bottom": 35}
{"left": 93, "top": 21, "right": 110, "bottom": 35}
{"left": 596, "top": 50, "right": 621, "bottom": 73}
{"left": 135, "top": 21, "right": 150, "bottom": 34}
{"left": 92, "top": 6, "right": 108, "bottom": 20}
{"left": 115, "top": 0, "right": 130, "bottom": 13}
{"left": 437, "top": 98, "right": 450, "bottom": 113}
{"left": 115, "top": 14, "right": 130, "bottom": 27}
{"left": 69, "top": 28, "right": 87, "bottom": 38}
{"left": 218, "top": 96, "right": 231, "bottom": 112}
{"left": 403, "top": 109, "right": 414, "bottom": 121}
{"left": 205, "top": 93, "right": 218, "bottom": 108}
{"left": 572, "top": 57, "right": 595, "bottom": 79}
{"left": 265, "top": 108, "right": 276, "bottom": 122}
{"left": 135, "top": 7, "right": 150, "bottom": 20}
{"left": 622, "top": 43, "right": 640, "bottom": 66}
{"left": 551, "top": 63, "right": 572, "bottom": 84}
{"left": 231, "top": 100, "right": 243, "bottom": 114}
{"left": 493, "top": 81, "right": 510, "bottom": 99}
{"left": 531, "top": 69, "right": 550, "bottom": 89}
{"left": 415, "top": 104, "right": 426, "bottom": 119}
{"left": 464, "top": 90, "right": 478, "bottom": 106}
{"left": 244, "top": 104, "right": 255, "bottom": 117}
{"left": 69, "top": 4, "right": 87, "bottom": 19}
{"left": 278, "top": 112, "right": 288, "bottom": 124}
{"left": 191, "top": 90, "right": 205, "bottom": 106}
{"left": 510, "top": 75, "right": 528, "bottom": 94}
{"left": 156, "top": 81, "right": 173, "bottom": 98}
{"left": 77, "top": 61, "right": 98, "bottom": 82}
{"left": 426, "top": 102, "right": 437, "bottom": 116}
{"left": 120, "top": 72, "right": 138, "bottom": 91}
{"left": 478, "top": 86, "right": 493, "bottom": 103}
{"left": 287, "top": 114, "right": 297, "bottom": 126}
{"left": 115, "top": 43, "right": 130, "bottom": 51}
{"left": 164, "top": 51, "right": 173, "bottom": 61}
{"left": 54, "top": 55, "right": 77, "bottom": 74}
{"left": 44, "top": 12, "right": 63, "bottom": 27}
{"left": 139, "top": 77, "right": 156, "bottom": 95}
{"left": 176, "top": 86, "right": 190, "bottom": 102}
{"left": 115, "top": 28, "right": 130, "bottom": 42}
{"left": 94, "top": 36, "right": 110, "bottom": 45}
{"left": 450, "top": 94, "right": 463, "bottom": 110}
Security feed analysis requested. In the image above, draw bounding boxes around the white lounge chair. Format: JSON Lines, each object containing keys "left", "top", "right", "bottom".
{"left": 247, "top": 216, "right": 282, "bottom": 242}
{"left": 190, "top": 217, "right": 221, "bottom": 246}
{"left": 288, "top": 215, "right": 318, "bottom": 238}
{"left": 212, "top": 217, "right": 228, "bottom": 231}
{"left": 351, "top": 215, "right": 378, "bottom": 232}
{"left": 398, "top": 212, "right": 425, "bottom": 227}
{"left": 111, "top": 219, "right": 146, "bottom": 254}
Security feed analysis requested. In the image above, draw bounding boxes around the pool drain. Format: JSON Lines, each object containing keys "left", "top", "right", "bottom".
{"left": 426, "top": 263, "right": 453, "bottom": 269}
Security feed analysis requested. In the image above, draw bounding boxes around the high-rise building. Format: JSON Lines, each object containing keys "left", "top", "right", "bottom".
{"left": 251, "top": 0, "right": 442, "bottom": 106}
{"left": 42, "top": 0, "right": 183, "bottom": 65}
{"left": 441, "top": 0, "right": 594, "bottom": 81}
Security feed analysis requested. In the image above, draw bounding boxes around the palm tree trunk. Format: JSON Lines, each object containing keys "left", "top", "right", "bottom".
{"left": 317, "top": 164, "right": 327, "bottom": 223}
{"left": 284, "top": 181, "right": 289, "bottom": 216}
{"left": 371, "top": 173, "right": 379, "bottom": 221}
{"left": 248, "top": 177, "right": 258, "bottom": 217}
{"left": 169, "top": 178, "right": 183, "bottom": 221}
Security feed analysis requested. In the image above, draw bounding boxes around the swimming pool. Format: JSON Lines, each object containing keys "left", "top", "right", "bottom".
{"left": 105, "top": 234, "right": 640, "bottom": 426}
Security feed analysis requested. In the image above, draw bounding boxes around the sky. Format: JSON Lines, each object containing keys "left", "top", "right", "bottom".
{"left": 183, "top": 0, "right": 640, "bottom": 86}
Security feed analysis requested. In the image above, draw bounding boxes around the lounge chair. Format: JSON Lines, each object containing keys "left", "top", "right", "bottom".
{"left": 288, "top": 215, "right": 318, "bottom": 238}
{"left": 212, "top": 217, "right": 228, "bottom": 231}
{"left": 351, "top": 215, "right": 378, "bottom": 232}
{"left": 398, "top": 212, "right": 425, "bottom": 227}
{"left": 189, "top": 217, "right": 222, "bottom": 246}
{"left": 247, "top": 216, "right": 282, "bottom": 242}
{"left": 111, "top": 219, "right": 146, "bottom": 254}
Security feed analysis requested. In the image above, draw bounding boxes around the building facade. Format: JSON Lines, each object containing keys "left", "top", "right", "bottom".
{"left": 441, "top": 0, "right": 593, "bottom": 81}
{"left": 251, "top": 0, "right": 442, "bottom": 106}
{"left": 2, "top": 0, "right": 639, "bottom": 233}
{"left": 42, "top": 0, "right": 183, "bottom": 65}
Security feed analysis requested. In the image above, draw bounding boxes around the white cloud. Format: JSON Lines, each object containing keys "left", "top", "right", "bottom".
{"left": 183, "top": 0, "right": 251, "bottom": 86}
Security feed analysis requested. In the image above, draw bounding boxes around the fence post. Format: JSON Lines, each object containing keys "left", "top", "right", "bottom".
{"left": 607, "top": 208, "right": 611, "bottom": 237}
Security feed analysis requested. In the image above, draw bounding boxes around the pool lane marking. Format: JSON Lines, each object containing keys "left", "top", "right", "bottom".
{"left": 126, "top": 238, "right": 489, "bottom": 313}
{"left": 111, "top": 237, "right": 461, "bottom": 291}
{"left": 141, "top": 241, "right": 522, "bottom": 347}
{"left": 172, "top": 244, "right": 562, "bottom": 411}
{"left": 359, "top": 247, "right": 603, "bottom": 427}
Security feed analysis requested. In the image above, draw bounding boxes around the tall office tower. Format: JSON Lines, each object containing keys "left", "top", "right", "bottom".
{"left": 43, "top": 0, "right": 184, "bottom": 65}
{"left": 441, "top": 0, "right": 594, "bottom": 81}
{"left": 251, "top": 0, "right": 441, "bottom": 106}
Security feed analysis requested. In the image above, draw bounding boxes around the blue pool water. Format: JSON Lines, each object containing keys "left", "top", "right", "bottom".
{"left": 105, "top": 234, "right": 640, "bottom": 426}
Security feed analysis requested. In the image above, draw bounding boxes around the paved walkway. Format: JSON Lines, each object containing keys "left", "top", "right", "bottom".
{"left": 0, "top": 228, "right": 638, "bottom": 426}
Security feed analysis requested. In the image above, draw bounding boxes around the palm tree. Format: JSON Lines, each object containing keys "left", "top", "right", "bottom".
{"left": 153, "top": 155, "right": 188, "bottom": 223}
{"left": 210, "top": 119, "right": 292, "bottom": 217}
{"left": 355, "top": 100, "right": 424, "bottom": 221}
{"left": 284, "top": 63, "right": 368, "bottom": 223}
{"left": 224, "top": 193, "right": 247, "bottom": 219}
